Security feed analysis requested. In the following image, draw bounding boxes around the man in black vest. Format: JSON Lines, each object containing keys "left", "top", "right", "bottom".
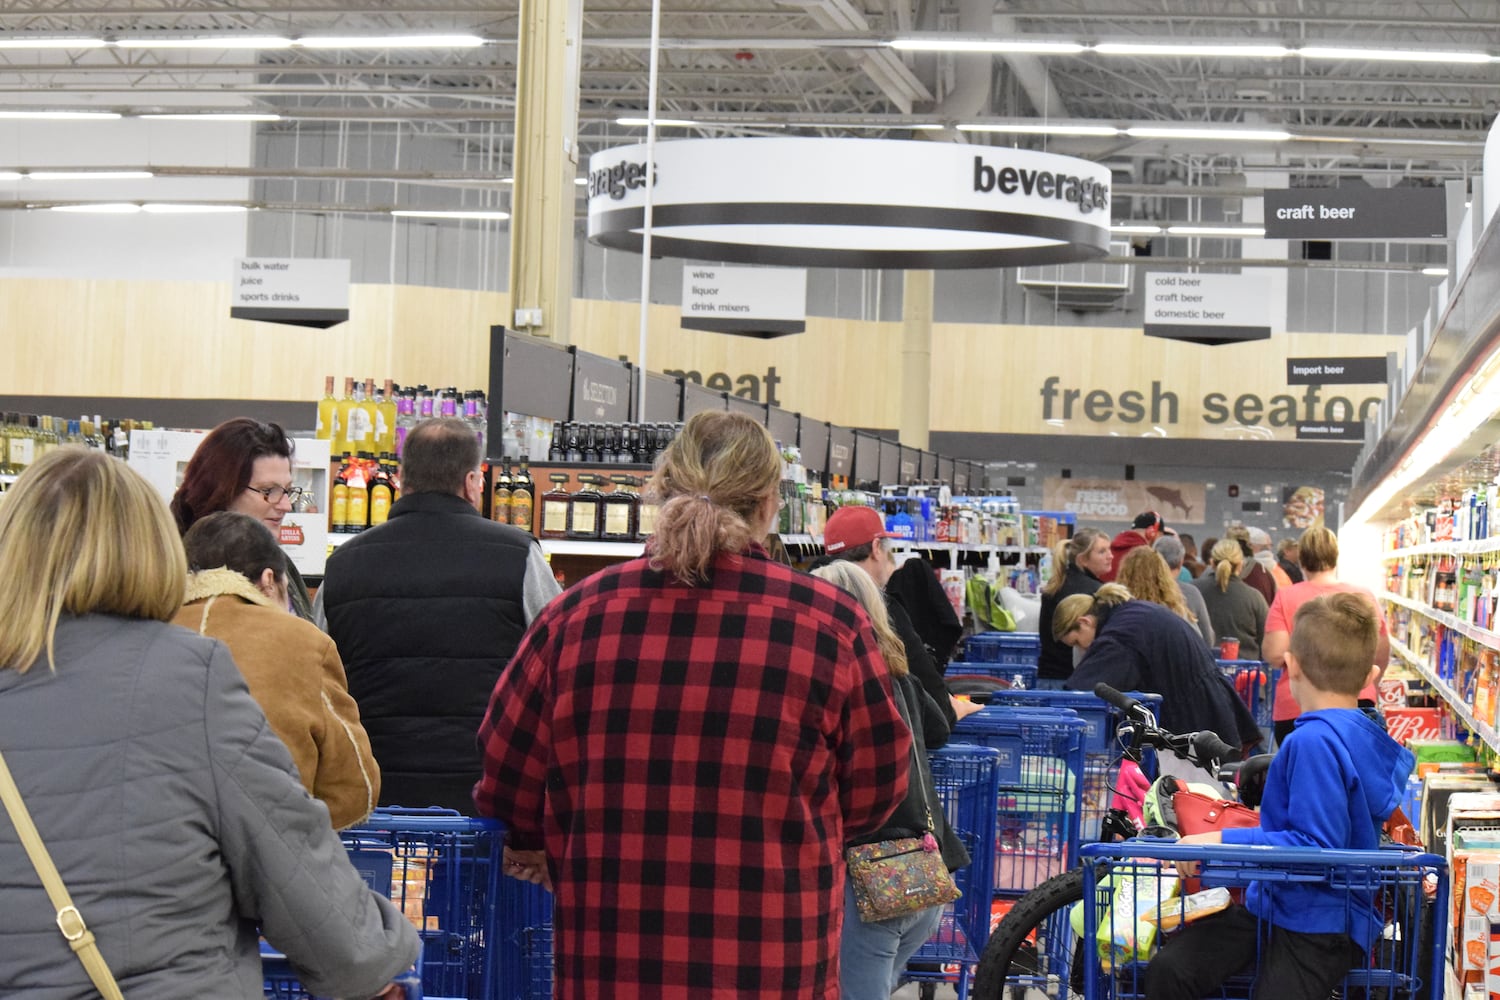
{"left": 320, "top": 417, "right": 561, "bottom": 813}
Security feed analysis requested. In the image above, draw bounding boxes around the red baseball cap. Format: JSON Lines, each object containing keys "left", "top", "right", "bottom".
{"left": 824, "top": 505, "right": 890, "bottom": 554}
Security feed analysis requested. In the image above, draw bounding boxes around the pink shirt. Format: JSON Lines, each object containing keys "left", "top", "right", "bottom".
{"left": 1265, "top": 580, "right": 1387, "bottom": 721}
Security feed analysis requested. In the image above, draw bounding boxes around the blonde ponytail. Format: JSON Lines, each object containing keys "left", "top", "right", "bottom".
{"left": 645, "top": 412, "right": 782, "bottom": 586}
{"left": 1209, "top": 538, "right": 1242, "bottom": 594}
{"left": 1044, "top": 528, "right": 1108, "bottom": 596}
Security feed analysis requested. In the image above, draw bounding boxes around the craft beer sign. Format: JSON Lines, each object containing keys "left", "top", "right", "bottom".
{"left": 230, "top": 257, "right": 350, "bottom": 328}
{"left": 1264, "top": 187, "right": 1447, "bottom": 240}
{"left": 587, "top": 137, "right": 1112, "bottom": 270}
{"left": 681, "top": 264, "right": 807, "bottom": 338}
{"left": 1144, "top": 272, "right": 1273, "bottom": 346}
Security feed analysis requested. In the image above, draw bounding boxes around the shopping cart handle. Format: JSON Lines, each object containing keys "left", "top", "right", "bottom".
{"left": 1080, "top": 841, "right": 1446, "bottom": 869}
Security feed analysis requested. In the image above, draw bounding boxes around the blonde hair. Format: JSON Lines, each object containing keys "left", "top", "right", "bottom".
{"left": 1052, "top": 583, "right": 1133, "bottom": 641}
{"left": 1210, "top": 538, "right": 1244, "bottom": 593}
{"left": 1116, "top": 546, "right": 1192, "bottom": 622}
{"left": 1043, "top": 528, "right": 1108, "bottom": 596}
{"left": 645, "top": 411, "right": 782, "bottom": 586}
{"left": 1298, "top": 525, "right": 1339, "bottom": 574}
{"left": 0, "top": 448, "right": 187, "bottom": 672}
{"left": 1290, "top": 592, "right": 1376, "bottom": 695}
{"left": 811, "top": 561, "right": 909, "bottom": 676}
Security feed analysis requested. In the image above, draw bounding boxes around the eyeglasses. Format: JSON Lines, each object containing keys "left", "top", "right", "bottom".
{"left": 244, "top": 484, "right": 306, "bottom": 505}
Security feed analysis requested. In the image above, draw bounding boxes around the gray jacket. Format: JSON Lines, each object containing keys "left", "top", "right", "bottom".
{"left": 0, "top": 615, "right": 418, "bottom": 999}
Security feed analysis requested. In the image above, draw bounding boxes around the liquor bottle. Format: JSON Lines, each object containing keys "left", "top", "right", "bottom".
{"left": 511, "top": 457, "right": 534, "bottom": 534}
{"left": 369, "top": 460, "right": 394, "bottom": 528}
{"left": 395, "top": 389, "right": 417, "bottom": 458}
{"left": 384, "top": 453, "right": 402, "bottom": 503}
{"left": 346, "top": 452, "right": 373, "bottom": 533}
{"left": 10, "top": 415, "right": 36, "bottom": 472}
{"left": 568, "top": 474, "right": 603, "bottom": 540}
{"left": 439, "top": 387, "right": 459, "bottom": 419}
{"left": 316, "top": 376, "right": 337, "bottom": 442}
{"left": 333, "top": 377, "right": 358, "bottom": 456}
{"left": 564, "top": 423, "right": 583, "bottom": 463}
{"left": 601, "top": 475, "right": 639, "bottom": 542}
{"left": 635, "top": 476, "right": 659, "bottom": 541}
{"left": 540, "top": 474, "right": 573, "bottom": 539}
{"left": 490, "top": 461, "right": 513, "bottom": 525}
{"left": 347, "top": 378, "right": 377, "bottom": 453}
{"left": 331, "top": 453, "right": 352, "bottom": 533}
{"left": 548, "top": 422, "right": 567, "bottom": 463}
{"left": 376, "top": 379, "right": 398, "bottom": 455}
{"left": 417, "top": 385, "right": 435, "bottom": 422}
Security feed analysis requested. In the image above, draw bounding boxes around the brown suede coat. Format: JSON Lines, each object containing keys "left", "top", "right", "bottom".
{"left": 173, "top": 568, "right": 379, "bottom": 829}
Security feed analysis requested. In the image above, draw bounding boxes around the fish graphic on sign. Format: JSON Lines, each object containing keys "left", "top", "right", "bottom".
{"left": 1145, "top": 486, "right": 1193, "bottom": 518}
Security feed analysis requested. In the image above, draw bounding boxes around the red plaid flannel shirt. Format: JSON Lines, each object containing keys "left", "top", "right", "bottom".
{"left": 474, "top": 546, "right": 910, "bottom": 999}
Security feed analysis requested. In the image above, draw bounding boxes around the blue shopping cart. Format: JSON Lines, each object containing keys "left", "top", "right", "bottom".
{"left": 263, "top": 808, "right": 504, "bottom": 1000}
{"left": 1079, "top": 842, "right": 1447, "bottom": 1000}
{"left": 946, "top": 661, "right": 1038, "bottom": 691}
{"left": 1216, "top": 660, "right": 1280, "bottom": 730}
{"left": 496, "top": 871, "right": 553, "bottom": 1000}
{"left": 954, "top": 708, "right": 1090, "bottom": 895}
{"left": 965, "top": 632, "right": 1042, "bottom": 666}
{"left": 904, "top": 745, "right": 1004, "bottom": 1000}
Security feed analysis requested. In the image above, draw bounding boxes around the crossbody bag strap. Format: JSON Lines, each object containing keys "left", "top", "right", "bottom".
{"left": 0, "top": 749, "right": 124, "bottom": 1000}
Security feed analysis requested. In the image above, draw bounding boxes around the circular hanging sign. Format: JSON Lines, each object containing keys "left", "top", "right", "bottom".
{"left": 585, "top": 137, "right": 1111, "bottom": 269}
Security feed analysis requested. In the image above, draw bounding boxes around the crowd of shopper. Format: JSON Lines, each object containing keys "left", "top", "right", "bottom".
{"left": 0, "top": 411, "right": 1361, "bottom": 998}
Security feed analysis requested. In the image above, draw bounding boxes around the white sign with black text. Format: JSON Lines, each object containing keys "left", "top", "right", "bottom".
{"left": 230, "top": 257, "right": 351, "bottom": 329}
{"left": 681, "top": 264, "right": 808, "bottom": 338}
{"left": 1143, "top": 272, "right": 1274, "bottom": 346}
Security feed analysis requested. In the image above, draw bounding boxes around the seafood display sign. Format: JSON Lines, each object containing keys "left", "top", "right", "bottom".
{"left": 1042, "top": 478, "right": 1207, "bottom": 525}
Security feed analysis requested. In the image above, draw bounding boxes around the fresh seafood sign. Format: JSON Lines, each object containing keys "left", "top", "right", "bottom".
{"left": 1043, "top": 478, "right": 1206, "bottom": 524}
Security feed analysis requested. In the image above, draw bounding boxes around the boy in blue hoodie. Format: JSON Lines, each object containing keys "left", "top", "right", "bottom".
{"left": 1144, "top": 592, "right": 1415, "bottom": 1000}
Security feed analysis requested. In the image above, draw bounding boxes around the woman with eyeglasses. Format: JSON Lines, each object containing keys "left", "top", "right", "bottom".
{"left": 170, "top": 418, "right": 316, "bottom": 620}
{"left": 173, "top": 511, "right": 379, "bottom": 830}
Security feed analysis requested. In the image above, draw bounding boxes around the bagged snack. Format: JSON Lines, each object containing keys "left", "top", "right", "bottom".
{"left": 1141, "top": 886, "right": 1232, "bottom": 933}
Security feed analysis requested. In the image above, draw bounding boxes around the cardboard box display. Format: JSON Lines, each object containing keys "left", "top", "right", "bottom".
{"left": 1454, "top": 852, "right": 1500, "bottom": 983}
{"left": 1426, "top": 777, "right": 1499, "bottom": 859}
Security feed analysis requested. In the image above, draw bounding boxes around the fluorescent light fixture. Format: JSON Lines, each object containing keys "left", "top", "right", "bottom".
{"left": 295, "top": 34, "right": 486, "bottom": 49}
{"left": 958, "top": 122, "right": 1120, "bottom": 137}
{"left": 1166, "top": 225, "right": 1267, "bottom": 237}
{"left": 797, "top": 121, "right": 944, "bottom": 131}
{"left": 0, "top": 171, "right": 20, "bottom": 181}
{"left": 1126, "top": 125, "right": 1291, "bottom": 141}
{"left": 50, "top": 203, "right": 141, "bottom": 214}
{"left": 141, "top": 203, "right": 249, "bottom": 214}
{"left": 1297, "top": 45, "right": 1491, "bottom": 64}
{"left": 1095, "top": 42, "right": 1289, "bottom": 58}
{"left": 1422, "top": 266, "right": 1450, "bottom": 276}
{"left": 114, "top": 35, "right": 292, "bottom": 49}
{"left": 392, "top": 209, "right": 510, "bottom": 220}
{"left": 28, "top": 170, "right": 153, "bottom": 180}
{"left": 616, "top": 117, "right": 697, "bottom": 128}
{"left": 890, "top": 38, "right": 1086, "bottom": 54}
{"left": 0, "top": 37, "right": 106, "bottom": 50}
{"left": 0, "top": 110, "right": 121, "bottom": 121}
{"left": 1111, "top": 224, "right": 1164, "bottom": 234}
{"left": 140, "top": 112, "right": 282, "bottom": 122}
{"left": 574, "top": 177, "right": 588, "bottom": 185}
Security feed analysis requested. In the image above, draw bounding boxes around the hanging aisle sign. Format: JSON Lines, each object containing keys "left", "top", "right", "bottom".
{"left": 1263, "top": 187, "right": 1447, "bottom": 240}
{"left": 1144, "top": 272, "right": 1273, "bottom": 346}
{"left": 587, "top": 137, "right": 1112, "bottom": 269}
{"left": 680, "top": 263, "right": 807, "bottom": 338}
{"left": 230, "top": 257, "right": 351, "bottom": 328}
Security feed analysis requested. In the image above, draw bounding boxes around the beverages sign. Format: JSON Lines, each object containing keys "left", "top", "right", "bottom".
{"left": 680, "top": 263, "right": 807, "bottom": 338}
{"left": 230, "top": 257, "right": 350, "bottom": 328}
{"left": 1264, "top": 187, "right": 1447, "bottom": 240}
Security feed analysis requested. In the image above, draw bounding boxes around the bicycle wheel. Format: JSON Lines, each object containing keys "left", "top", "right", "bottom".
{"left": 971, "top": 868, "right": 1088, "bottom": 1000}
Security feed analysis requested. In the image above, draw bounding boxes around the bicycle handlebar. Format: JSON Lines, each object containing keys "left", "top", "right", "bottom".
{"left": 1094, "top": 683, "right": 1240, "bottom": 775}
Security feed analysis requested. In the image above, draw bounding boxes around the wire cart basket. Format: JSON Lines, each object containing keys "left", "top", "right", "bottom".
{"left": 1078, "top": 842, "right": 1447, "bottom": 1000}
{"left": 954, "top": 709, "right": 1090, "bottom": 896}
{"left": 964, "top": 632, "right": 1043, "bottom": 666}
{"left": 262, "top": 807, "right": 504, "bottom": 1000}
{"left": 904, "top": 744, "right": 1004, "bottom": 1000}
{"left": 495, "top": 870, "right": 553, "bottom": 1000}
{"left": 1216, "top": 660, "right": 1281, "bottom": 731}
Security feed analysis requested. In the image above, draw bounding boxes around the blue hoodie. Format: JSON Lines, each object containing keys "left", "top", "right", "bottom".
{"left": 1221, "top": 708, "right": 1415, "bottom": 949}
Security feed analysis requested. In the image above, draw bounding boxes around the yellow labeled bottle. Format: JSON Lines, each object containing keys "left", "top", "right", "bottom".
{"left": 540, "top": 474, "right": 572, "bottom": 539}
{"left": 369, "top": 460, "right": 393, "bottom": 527}
{"left": 490, "top": 461, "right": 512, "bottom": 524}
{"left": 331, "top": 453, "right": 352, "bottom": 533}
{"left": 511, "top": 457, "right": 534, "bottom": 534}
{"left": 346, "top": 451, "right": 372, "bottom": 532}
{"left": 333, "top": 378, "right": 357, "bottom": 456}
{"left": 316, "top": 375, "right": 337, "bottom": 441}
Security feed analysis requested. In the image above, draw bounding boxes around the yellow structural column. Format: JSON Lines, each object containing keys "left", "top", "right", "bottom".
{"left": 509, "top": 0, "right": 583, "bottom": 345}
{"left": 900, "top": 269, "right": 934, "bottom": 450}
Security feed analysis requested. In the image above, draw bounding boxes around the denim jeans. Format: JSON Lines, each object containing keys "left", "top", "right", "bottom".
{"left": 840, "top": 878, "right": 946, "bottom": 999}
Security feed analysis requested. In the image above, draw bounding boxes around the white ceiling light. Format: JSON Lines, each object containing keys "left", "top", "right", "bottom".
{"left": 1422, "top": 266, "right": 1451, "bottom": 276}
{"left": 27, "top": 170, "right": 153, "bottom": 180}
{"left": 0, "top": 37, "right": 106, "bottom": 50}
{"left": 1094, "top": 42, "right": 1289, "bottom": 58}
{"left": 392, "top": 209, "right": 510, "bottom": 220}
{"left": 890, "top": 38, "right": 1086, "bottom": 54}
{"left": 1111, "top": 224, "right": 1164, "bottom": 234}
{"left": 141, "top": 203, "right": 249, "bottom": 214}
{"left": 1126, "top": 125, "right": 1292, "bottom": 141}
{"left": 114, "top": 36, "right": 292, "bottom": 49}
{"left": 1297, "top": 45, "right": 1491, "bottom": 64}
{"left": 50, "top": 203, "right": 141, "bottom": 214}
{"left": 296, "top": 34, "right": 486, "bottom": 49}
{"left": 796, "top": 122, "right": 944, "bottom": 131}
{"left": 1167, "top": 225, "right": 1267, "bottom": 237}
{"left": 0, "top": 110, "right": 121, "bottom": 121}
{"left": 616, "top": 117, "right": 698, "bottom": 128}
{"left": 958, "top": 122, "right": 1120, "bottom": 137}
{"left": 140, "top": 112, "right": 282, "bottom": 122}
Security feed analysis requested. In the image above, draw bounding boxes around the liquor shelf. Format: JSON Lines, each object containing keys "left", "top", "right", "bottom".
{"left": 540, "top": 539, "right": 646, "bottom": 558}
{"left": 1383, "top": 538, "right": 1500, "bottom": 560}
{"left": 1381, "top": 590, "right": 1500, "bottom": 651}
{"left": 1388, "top": 635, "right": 1500, "bottom": 756}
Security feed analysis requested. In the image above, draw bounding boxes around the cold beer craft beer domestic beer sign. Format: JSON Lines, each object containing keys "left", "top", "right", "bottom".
{"left": 1144, "top": 272, "right": 1273, "bottom": 346}
{"left": 587, "top": 137, "right": 1112, "bottom": 269}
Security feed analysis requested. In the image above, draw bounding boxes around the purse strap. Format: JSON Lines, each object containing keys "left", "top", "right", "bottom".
{"left": 0, "top": 749, "right": 124, "bottom": 1000}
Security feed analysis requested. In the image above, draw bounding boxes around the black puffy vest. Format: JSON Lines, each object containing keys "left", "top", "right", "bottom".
{"left": 322, "top": 491, "right": 532, "bottom": 813}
